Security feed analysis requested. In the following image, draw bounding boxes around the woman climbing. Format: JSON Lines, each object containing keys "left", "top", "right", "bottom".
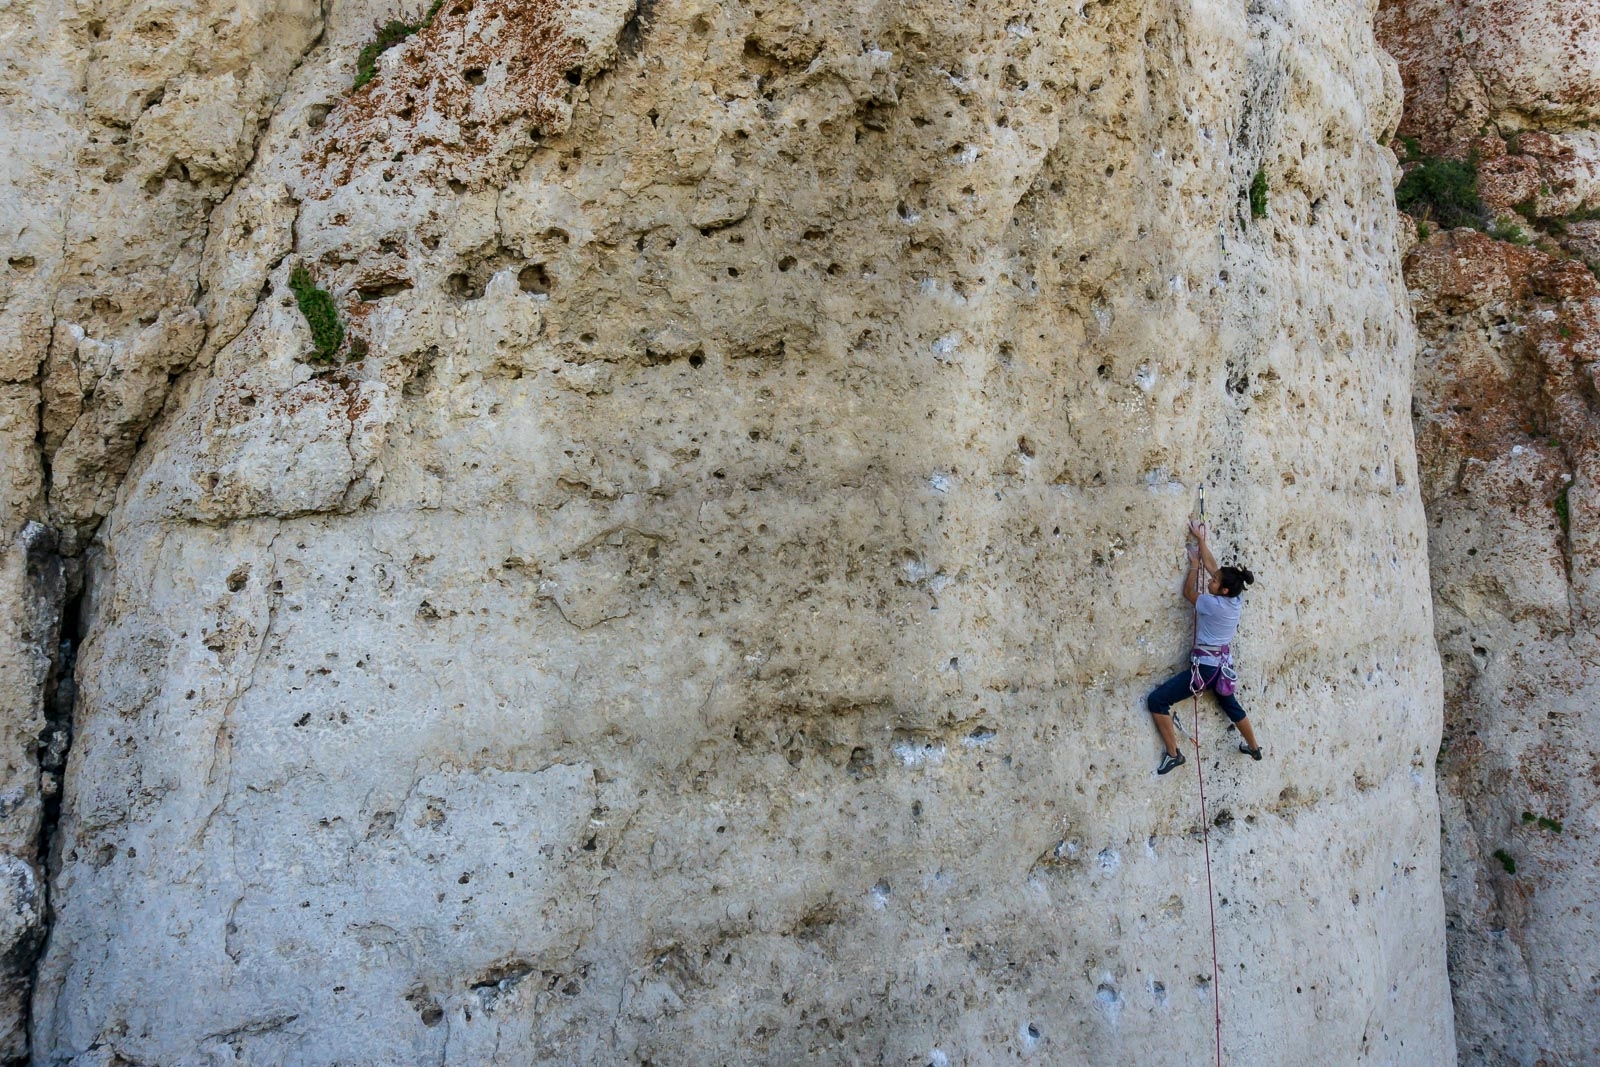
{"left": 1146, "top": 518, "right": 1261, "bottom": 774}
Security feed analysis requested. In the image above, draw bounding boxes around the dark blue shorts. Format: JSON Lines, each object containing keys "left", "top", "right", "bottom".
{"left": 1146, "top": 668, "right": 1247, "bottom": 724}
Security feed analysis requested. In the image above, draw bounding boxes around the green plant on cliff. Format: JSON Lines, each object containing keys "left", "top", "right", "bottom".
{"left": 1543, "top": 203, "right": 1600, "bottom": 238}
{"left": 352, "top": 0, "right": 446, "bottom": 90}
{"left": 1488, "top": 218, "right": 1532, "bottom": 245}
{"left": 1555, "top": 484, "right": 1571, "bottom": 538}
{"left": 288, "top": 264, "right": 345, "bottom": 362}
{"left": 1249, "top": 168, "right": 1269, "bottom": 220}
{"left": 354, "top": 21, "right": 420, "bottom": 90}
{"left": 1395, "top": 154, "right": 1482, "bottom": 229}
{"left": 1493, "top": 848, "right": 1517, "bottom": 875}
{"left": 1393, "top": 134, "right": 1422, "bottom": 163}
{"left": 1522, "top": 811, "right": 1564, "bottom": 834}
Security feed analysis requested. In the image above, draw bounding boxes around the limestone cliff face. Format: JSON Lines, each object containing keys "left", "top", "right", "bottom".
{"left": 1407, "top": 233, "right": 1600, "bottom": 1067}
{"left": 4, "top": 0, "right": 321, "bottom": 1055}
{"left": 4, "top": 0, "right": 1453, "bottom": 1062}
{"left": 1377, "top": 2, "right": 1600, "bottom": 1064}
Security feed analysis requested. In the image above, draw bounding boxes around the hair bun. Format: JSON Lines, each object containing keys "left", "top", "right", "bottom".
{"left": 1239, "top": 567, "right": 1255, "bottom": 587}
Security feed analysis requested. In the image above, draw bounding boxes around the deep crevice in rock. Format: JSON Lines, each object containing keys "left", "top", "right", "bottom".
{"left": 18, "top": 528, "right": 85, "bottom": 1067}
{"left": 37, "top": 565, "right": 83, "bottom": 870}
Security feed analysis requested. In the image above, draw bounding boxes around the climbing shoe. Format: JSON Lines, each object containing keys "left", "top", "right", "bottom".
{"left": 1239, "top": 743, "right": 1263, "bottom": 761}
{"left": 1157, "top": 751, "right": 1186, "bottom": 775}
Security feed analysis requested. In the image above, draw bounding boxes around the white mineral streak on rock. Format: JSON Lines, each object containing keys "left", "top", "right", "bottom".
{"left": 10, "top": 0, "right": 1455, "bottom": 1062}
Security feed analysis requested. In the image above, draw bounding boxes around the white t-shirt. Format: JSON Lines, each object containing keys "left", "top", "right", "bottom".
{"left": 1194, "top": 593, "right": 1242, "bottom": 649}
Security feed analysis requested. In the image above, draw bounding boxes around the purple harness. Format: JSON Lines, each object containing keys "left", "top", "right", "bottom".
{"left": 1189, "top": 644, "right": 1238, "bottom": 697}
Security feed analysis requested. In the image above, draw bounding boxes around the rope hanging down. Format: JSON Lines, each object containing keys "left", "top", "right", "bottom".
{"left": 1189, "top": 484, "right": 1223, "bottom": 1067}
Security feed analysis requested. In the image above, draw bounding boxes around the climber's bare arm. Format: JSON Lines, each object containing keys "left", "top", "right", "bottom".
{"left": 1189, "top": 520, "right": 1220, "bottom": 576}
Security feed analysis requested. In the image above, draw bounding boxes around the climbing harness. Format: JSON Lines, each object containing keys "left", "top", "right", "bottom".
{"left": 1188, "top": 485, "right": 1224, "bottom": 1067}
{"left": 1189, "top": 644, "right": 1237, "bottom": 698}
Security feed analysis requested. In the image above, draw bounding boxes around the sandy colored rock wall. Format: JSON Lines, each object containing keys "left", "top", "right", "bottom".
{"left": 8, "top": 0, "right": 1452, "bottom": 1062}
{"left": 1, "top": 1, "right": 85, "bottom": 1054}
{"left": 2, "top": 0, "right": 323, "bottom": 1057}
{"left": 1377, "top": 1, "right": 1600, "bottom": 1063}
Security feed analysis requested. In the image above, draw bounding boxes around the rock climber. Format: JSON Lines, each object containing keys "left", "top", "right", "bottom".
{"left": 1146, "top": 518, "right": 1261, "bottom": 775}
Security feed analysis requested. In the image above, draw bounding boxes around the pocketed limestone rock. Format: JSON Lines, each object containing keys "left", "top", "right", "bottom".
{"left": 1403, "top": 227, "right": 1600, "bottom": 1067}
{"left": 27, "top": 0, "right": 1454, "bottom": 1064}
{"left": 36, "top": 0, "right": 325, "bottom": 549}
{"left": 1379, "top": 0, "right": 1600, "bottom": 1057}
{"left": 45, "top": 309, "right": 208, "bottom": 532}
{"left": 0, "top": 0, "right": 327, "bottom": 1054}
{"left": 1376, "top": 0, "right": 1600, "bottom": 151}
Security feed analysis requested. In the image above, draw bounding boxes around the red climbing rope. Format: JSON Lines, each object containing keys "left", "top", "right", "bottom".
{"left": 1190, "top": 488, "right": 1224, "bottom": 1067}
{"left": 1190, "top": 690, "right": 1223, "bottom": 1066}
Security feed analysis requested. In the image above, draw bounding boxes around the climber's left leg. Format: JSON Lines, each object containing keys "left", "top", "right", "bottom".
{"left": 1215, "top": 690, "right": 1261, "bottom": 755}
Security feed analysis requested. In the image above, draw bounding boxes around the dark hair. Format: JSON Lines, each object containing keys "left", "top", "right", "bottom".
{"left": 1217, "top": 565, "right": 1255, "bottom": 598}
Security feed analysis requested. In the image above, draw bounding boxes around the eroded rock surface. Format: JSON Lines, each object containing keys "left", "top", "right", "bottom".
{"left": 2, "top": 0, "right": 322, "bottom": 1057}
{"left": 1378, "top": 1, "right": 1600, "bottom": 1063}
{"left": 36, "top": 0, "right": 324, "bottom": 544}
{"left": 11, "top": 0, "right": 1452, "bottom": 1062}
{"left": 1406, "top": 230, "right": 1600, "bottom": 1067}
{"left": 1376, "top": 0, "right": 1600, "bottom": 152}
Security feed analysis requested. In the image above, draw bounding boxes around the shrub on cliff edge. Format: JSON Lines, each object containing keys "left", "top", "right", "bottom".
{"left": 1396, "top": 155, "right": 1482, "bottom": 229}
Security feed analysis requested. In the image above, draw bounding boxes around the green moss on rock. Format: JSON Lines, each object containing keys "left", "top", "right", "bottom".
{"left": 1249, "top": 168, "right": 1268, "bottom": 220}
{"left": 352, "top": 0, "right": 448, "bottom": 91}
{"left": 288, "top": 264, "right": 345, "bottom": 363}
